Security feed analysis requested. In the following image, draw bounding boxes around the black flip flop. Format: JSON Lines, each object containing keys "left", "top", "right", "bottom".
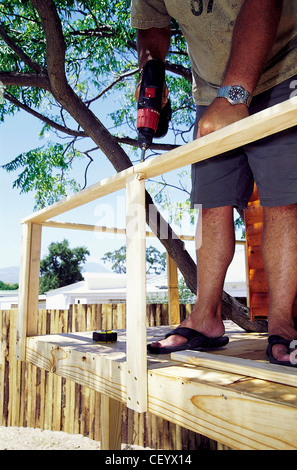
{"left": 147, "top": 327, "right": 229, "bottom": 354}
{"left": 266, "top": 335, "right": 297, "bottom": 367}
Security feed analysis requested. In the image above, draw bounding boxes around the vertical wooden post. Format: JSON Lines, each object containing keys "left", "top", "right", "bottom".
{"left": 166, "top": 253, "right": 180, "bottom": 326}
{"left": 100, "top": 395, "right": 122, "bottom": 450}
{"left": 16, "top": 222, "right": 42, "bottom": 360}
{"left": 125, "top": 173, "right": 147, "bottom": 413}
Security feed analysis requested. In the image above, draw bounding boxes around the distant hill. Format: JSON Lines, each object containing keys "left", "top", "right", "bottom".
{"left": 0, "top": 262, "right": 110, "bottom": 285}
{"left": 82, "top": 262, "right": 111, "bottom": 274}
{"left": 0, "top": 266, "right": 19, "bottom": 284}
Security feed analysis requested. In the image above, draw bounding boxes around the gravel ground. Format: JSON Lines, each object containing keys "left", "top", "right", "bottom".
{"left": 0, "top": 426, "right": 147, "bottom": 450}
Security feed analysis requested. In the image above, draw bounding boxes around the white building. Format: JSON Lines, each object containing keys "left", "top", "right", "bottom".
{"left": 0, "top": 290, "right": 46, "bottom": 309}
{"left": 0, "top": 245, "right": 247, "bottom": 310}
{"left": 45, "top": 272, "right": 169, "bottom": 309}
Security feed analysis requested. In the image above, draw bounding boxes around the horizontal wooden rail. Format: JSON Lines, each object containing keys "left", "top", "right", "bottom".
{"left": 41, "top": 220, "right": 193, "bottom": 239}
{"left": 21, "top": 96, "right": 297, "bottom": 225}
{"left": 41, "top": 220, "right": 246, "bottom": 245}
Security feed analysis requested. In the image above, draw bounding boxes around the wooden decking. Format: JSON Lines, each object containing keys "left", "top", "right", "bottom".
{"left": 25, "top": 321, "right": 297, "bottom": 450}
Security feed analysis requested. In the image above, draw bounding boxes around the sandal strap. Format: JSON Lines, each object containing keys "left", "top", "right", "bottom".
{"left": 165, "top": 327, "right": 205, "bottom": 341}
{"left": 268, "top": 335, "right": 291, "bottom": 350}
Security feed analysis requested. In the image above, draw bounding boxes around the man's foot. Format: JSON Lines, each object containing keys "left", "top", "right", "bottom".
{"left": 267, "top": 335, "right": 297, "bottom": 366}
{"left": 149, "top": 310, "right": 226, "bottom": 351}
{"left": 268, "top": 323, "right": 297, "bottom": 364}
{"left": 147, "top": 327, "right": 229, "bottom": 354}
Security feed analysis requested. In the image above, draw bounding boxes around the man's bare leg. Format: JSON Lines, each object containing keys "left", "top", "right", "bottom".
{"left": 262, "top": 204, "right": 297, "bottom": 362}
{"left": 150, "top": 206, "right": 235, "bottom": 349}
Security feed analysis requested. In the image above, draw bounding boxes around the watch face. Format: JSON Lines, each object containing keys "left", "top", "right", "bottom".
{"left": 228, "top": 86, "right": 245, "bottom": 102}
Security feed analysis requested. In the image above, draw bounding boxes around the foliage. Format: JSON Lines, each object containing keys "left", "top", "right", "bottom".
{"left": 0, "top": 280, "right": 18, "bottom": 290}
{"left": 147, "top": 169, "right": 198, "bottom": 229}
{"left": 178, "top": 276, "right": 196, "bottom": 303}
{"left": 101, "top": 245, "right": 166, "bottom": 275}
{"left": 39, "top": 239, "right": 89, "bottom": 294}
{"left": 2, "top": 143, "right": 81, "bottom": 209}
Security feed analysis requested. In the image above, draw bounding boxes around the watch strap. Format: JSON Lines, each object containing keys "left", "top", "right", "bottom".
{"left": 217, "top": 85, "right": 252, "bottom": 107}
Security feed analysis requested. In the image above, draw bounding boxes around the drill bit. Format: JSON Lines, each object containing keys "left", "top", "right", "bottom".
{"left": 141, "top": 146, "right": 146, "bottom": 162}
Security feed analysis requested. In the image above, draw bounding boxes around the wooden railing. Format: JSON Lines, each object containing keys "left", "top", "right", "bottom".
{"left": 16, "top": 96, "right": 297, "bottom": 413}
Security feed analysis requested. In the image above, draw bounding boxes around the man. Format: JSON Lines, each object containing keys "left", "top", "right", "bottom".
{"left": 131, "top": 0, "right": 297, "bottom": 366}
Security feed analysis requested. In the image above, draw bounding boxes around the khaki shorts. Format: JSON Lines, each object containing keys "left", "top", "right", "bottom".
{"left": 191, "top": 75, "right": 297, "bottom": 209}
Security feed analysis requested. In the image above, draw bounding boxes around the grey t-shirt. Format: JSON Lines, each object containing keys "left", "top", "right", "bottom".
{"left": 131, "top": 0, "right": 297, "bottom": 105}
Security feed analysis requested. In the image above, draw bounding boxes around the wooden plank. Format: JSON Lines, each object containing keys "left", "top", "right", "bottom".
{"left": 25, "top": 332, "right": 128, "bottom": 401}
{"left": 147, "top": 364, "right": 297, "bottom": 450}
{"left": 166, "top": 253, "right": 180, "bottom": 326}
{"left": 125, "top": 173, "right": 147, "bottom": 413}
{"left": 247, "top": 245, "right": 263, "bottom": 270}
{"left": 26, "top": 222, "right": 42, "bottom": 336}
{"left": 16, "top": 223, "right": 31, "bottom": 361}
{"left": 171, "top": 350, "right": 297, "bottom": 388}
{"left": 245, "top": 222, "right": 263, "bottom": 246}
{"left": 244, "top": 201, "right": 263, "bottom": 225}
{"left": 21, "top": 96, "right": 297, "bottom": 225}
{"left": 42, "top": 220, "right": 195, "bottom": 241}
{"left": 249, "top": 269, "right": 268, "bottom": 293}
{"left": 21, "top": 167, "right": 133, "bottom": 224}
{"left": 16, "top": 223, "right": 42, "bottom": 360}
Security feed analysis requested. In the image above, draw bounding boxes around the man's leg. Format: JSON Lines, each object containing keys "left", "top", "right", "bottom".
{"left": 150, "top": 205, "right": 235, "bottom": 349}
{"left": 262, "top": 204, "right": 297, "bottom": 362}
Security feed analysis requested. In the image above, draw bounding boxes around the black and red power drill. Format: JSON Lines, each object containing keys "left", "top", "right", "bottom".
{"left": 136, "top": 59, "right": 172, "bottom": 161}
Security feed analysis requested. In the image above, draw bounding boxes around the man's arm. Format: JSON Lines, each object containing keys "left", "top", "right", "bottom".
{"left": 198, "top": 0, "right": 283, "bottom": 137}
{"left": 135, "top": 26, "right": 171, "bottom": 104}
{"left": 137, "top": 26, "right": 171, "bottom": 69}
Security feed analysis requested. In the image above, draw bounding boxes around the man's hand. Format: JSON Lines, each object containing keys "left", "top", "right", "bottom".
{"left": 197, "top": 98, "right": 249, "bottom": 138}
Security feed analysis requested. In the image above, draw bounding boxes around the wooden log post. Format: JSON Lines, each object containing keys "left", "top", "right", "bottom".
{"left": 100, "top": 395, "right": 122, "bottom": 450}
{"left": 16, "top": 222, "right": 42, "bottom": 360}
{"left": 125, "top": 173, "right": 148, "bottom": 413}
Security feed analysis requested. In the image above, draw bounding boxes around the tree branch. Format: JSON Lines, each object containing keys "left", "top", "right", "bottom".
{"left": 30, "top": 0, "right": 133, "bottom": 172}
{"left": 165, "top": 60, "right": 192, "bottom": 83}
{"left": 0, "top": 23, "right": 46, "bottom": 75}
{"left": 68, "top": 26, "right": 192, "bottom": 82}
{"left": 86, "top": 67, "right": 139, "bottom": 105}
{"left": 0, "top": 71, "right": 51, "bottom": 90}
{"left": 4, "top": 91, "right": 87, "bottom": 137}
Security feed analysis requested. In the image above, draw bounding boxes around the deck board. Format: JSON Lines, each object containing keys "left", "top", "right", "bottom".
{"left": 25, "top": 321, "right": 297, "bottom": 449}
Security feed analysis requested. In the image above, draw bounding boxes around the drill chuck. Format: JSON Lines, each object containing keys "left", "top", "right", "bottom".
{"left": 137, "top": 108, "right": 160, "bottom": 135}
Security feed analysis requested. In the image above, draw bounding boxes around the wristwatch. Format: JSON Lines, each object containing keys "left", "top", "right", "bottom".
{"left": 217, "top": 85, "right": 252, "bottom": 107}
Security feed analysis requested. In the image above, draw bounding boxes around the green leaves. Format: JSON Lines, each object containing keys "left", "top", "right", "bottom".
{"left": 39, "top": 239, "right": 90, "bottom": 294}
{"left": 101, "top": 245, "right": 166, "bottom": 275}
{"left": 2, "top": 143, "right": 81, "bottom": 209}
